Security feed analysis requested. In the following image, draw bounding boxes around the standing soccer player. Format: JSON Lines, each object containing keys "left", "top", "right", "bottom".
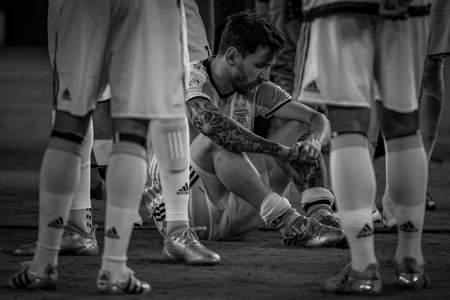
{"left": 294, "top": 0, "right": 431, "bottom": 295}
{"left": 8, "top": 0, "right": 217, "bottom": 294}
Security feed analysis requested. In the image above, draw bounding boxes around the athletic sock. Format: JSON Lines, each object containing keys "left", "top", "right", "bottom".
{"left": 102, "top": 141, "right": 146, "bottom": 280}
{"left": 385, "top": 134, "right": 427, "bottom": 265}
{"left": 32, "top": 144, "right": 81, "bottom": 274}
{"left": 301, "top": 187, "right": 335, "bottom": 218}
{"left": 330, "top": 134, "right": 377, "bottom": 272}
{"left": 150, "top": 119, "right": 190, "bottom": 235}
{"left": 69, "top": 208, "right": 93, "bottom": 233}
{"left": 260, "top": 192, "right": 300, "bottom": 235}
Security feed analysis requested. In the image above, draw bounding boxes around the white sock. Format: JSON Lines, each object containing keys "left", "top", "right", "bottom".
{"left": 102, "top": 141, "right": 146, "bottom": 278}
{"left": 331, "top": 134, "right": 377, "bottom": 272}
{"left": 32, "top": 146, "right": 81, "bottom": 273}
{"left": 385, "top": 134, "right": 427, "bottom": 265}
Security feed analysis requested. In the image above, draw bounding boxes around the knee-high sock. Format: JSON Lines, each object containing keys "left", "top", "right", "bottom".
{"left": 331, "top": 134, "right": 377, "bottom": 272}
{"left": 70, "top": 120, "right": 93, "bottom": 233}
{"left": 102, "top": 141, "right": 146, "bottom": 279}
{"left": 385, "top": 134, "right": 427, "bottom": 264}
{"left": 150, "top": 118, "right": 190, "bottom": 234}
{"left": 32, "top": 139, "right": 82, "bottom": 273}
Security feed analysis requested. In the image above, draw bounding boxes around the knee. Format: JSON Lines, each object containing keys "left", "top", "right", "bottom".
{"left": 50, "top": 110, "right": 93, "bottom": 156}
{"left": 379, "top": 109, "right": 419, "bottom": 140}
{"left": 327, "top": 106, "right": 371, "bottom": 136}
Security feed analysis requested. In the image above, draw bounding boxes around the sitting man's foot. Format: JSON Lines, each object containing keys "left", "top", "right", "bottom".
{"left": 163, "top": 227, "right": 221, "bottom": 265}
{"left": 14, "top": 222, "right": 99, "bottom": 256}
{"left": 322, "top": 263, "right": 382, "bottom": 295}
{"left": 425, "top": 192, "right": 436, "bottom": 211}
{"left": 8, "top": 262, "right": 58, "bottom": 290}
{"left": 97, "top": 267, "right": 151, "bottom": 294}
{"left": 394, "top": 257, "right": 430, "bottom": 290}
{"left": 282, "top": 216, "right": 345, "bottom": 248}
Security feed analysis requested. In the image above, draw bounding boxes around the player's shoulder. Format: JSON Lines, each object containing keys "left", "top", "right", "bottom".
{"left": 189, "top": 60, "right": 209, "bottom": 89}
{"left": 255, "top": 81, "right": 286, "bottom": 97}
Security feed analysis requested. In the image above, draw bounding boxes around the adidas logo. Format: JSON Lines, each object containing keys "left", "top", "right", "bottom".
{"left": 176, "top": 182, "right": 189, "bottom": 195}
{"left": 61, "top": 88, "right": 72, "bottom": 101}
{"left": 304, "top": 80, "right": 320, "bottom": 93}
{"left": 47, "top": 217, "right": 64, "bottom": 228}
{"left": 398, "top": 221, "right": 418, "bottom": 233}
{"left": 356, "top": 223, "right": 374, "bottom": 238}
{"left": 105, "top": 227, "right": 120, "bottom": 239}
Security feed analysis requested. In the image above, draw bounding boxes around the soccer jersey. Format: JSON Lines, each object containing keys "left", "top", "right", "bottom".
{"left": 186, "top": 59, "right": 292, "bottom": 131}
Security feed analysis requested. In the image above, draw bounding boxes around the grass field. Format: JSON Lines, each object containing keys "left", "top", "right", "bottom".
{"left": 0, "top": 47, "right": 449, "bottom": 299}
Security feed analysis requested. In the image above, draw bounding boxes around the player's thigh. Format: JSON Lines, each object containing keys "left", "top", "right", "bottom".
{"left": 427, "top": 0, "right": 450, "bottom": 58}
{"left": 108, "top": 0, "right": 188, "bottom": 119}
{"left": 295, "top": 15, "right": 375, "bottom": 109}
{"left": 54, "top": 0, "right": 110, "bottom": 117}
{"left": 376, "top": 16, "right": 428, "bottom": 113}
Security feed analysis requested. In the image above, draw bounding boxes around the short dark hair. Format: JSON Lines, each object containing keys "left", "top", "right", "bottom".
{"left": 217, "top": 10, "right": 285, "bottom": 57}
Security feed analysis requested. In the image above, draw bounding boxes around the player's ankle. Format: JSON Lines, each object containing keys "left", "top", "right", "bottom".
{"left": 166, "top": 220, "right": 190, "bottom": 236}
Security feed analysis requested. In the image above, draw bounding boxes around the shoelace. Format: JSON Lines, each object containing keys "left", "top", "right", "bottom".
{"left": 177, "top": 227, "right": 208, "bottom": 247}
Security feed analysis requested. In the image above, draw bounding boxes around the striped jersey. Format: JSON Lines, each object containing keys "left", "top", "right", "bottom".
{"left": 186, "top": 59, "right": 291, "bottom": 131}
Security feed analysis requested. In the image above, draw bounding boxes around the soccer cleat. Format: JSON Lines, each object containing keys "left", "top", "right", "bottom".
{"left": 8, "top": 262, "right": 58, "bottom": 290}
{"left": 372, "top": 208, "right": 382, "bottom": 223}
{"left": 394, "top": 257, "right": 430, "bottom": 290}
{"left": 282, "top": 216, "right": 345, "bottom": 248}
{"left": 425, "top": 192, "right": 436, "bottom": 211}
{"left": 317, "top": 215, "right": 341, "bottom": 228}
{"left": 13, "top": 222, "right": 99, "bottom": 256}
{"left": 382, "top": 205, "right": 397, "bottom": 229}
{"left": 97, "top": 268, "right": 151, "bottom": 294}
{"left": 322, "top": 263, "right": 382, "bottom": 295}
{"left": 163, "top": 227, "right": 221, "bottom": 265}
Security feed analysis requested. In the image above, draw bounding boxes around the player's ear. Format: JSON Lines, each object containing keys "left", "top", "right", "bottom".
{"left": 225, "top": 47, "right": 240, "bottom": 66}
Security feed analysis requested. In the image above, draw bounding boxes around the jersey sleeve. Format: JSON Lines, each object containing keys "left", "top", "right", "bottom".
{"left": 186, "top": 61, "right": 215, "bottom": 103}
{"left": 254, "top": 81, "right": 292, "bottom": 118}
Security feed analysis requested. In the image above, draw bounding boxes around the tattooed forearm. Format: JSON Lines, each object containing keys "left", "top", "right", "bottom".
{"left": 187, "top": 98, "right": 287, "bottom": 157}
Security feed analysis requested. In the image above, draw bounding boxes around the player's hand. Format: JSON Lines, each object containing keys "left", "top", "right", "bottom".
{"left": 379, "top": 0, "right": 412, "bottom": 20}
{"left": 292, "top": 138, "right": 322, "bottom": 163}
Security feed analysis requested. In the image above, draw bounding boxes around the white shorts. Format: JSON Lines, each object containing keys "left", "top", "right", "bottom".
{"left": 427, "top": 0, "right": 450, "bottom": 57}
{"left": 49, "top": 0, "right": 188, "bottom": 119}
{"left": 293, "top": 14, "right": 429, "bottom": 113}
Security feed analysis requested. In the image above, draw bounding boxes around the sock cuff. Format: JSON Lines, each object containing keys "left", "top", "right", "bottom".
{"left": 301, "top": 187, "right": 335, "bottom": 207}
{"left": 48, "top": 137, "right": 83, "bottom": 157}
{"left": 260, "top": 193, "right": 291, "bottom": 227}
{"left": 385, "top": 133, "right": 423, "bottom": 152}
{"left": 331, "top": 133, "right": 367, "bottom": 151}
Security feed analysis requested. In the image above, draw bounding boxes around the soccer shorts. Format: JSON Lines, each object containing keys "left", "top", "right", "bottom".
{"left": 427, "top": 0, "right": 450, "bottom": 58}
{"left": 49, "top": 0, "right": 188, "bottom": 119}
{"left": 293, "top": 14, "right": 429, "bottom": 113}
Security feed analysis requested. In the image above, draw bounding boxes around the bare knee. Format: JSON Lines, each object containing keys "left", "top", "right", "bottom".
{"left": 327, "top": 106, "right": 371, "bottom": 135}
{"left": 376, "top": 103, "right": 418, "bottom": 139}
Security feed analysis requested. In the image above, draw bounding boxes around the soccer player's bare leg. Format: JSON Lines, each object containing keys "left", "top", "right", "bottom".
{"left": 190, "top": 131, "right": 344, "bottom": 246}
{"left": 259, "top": 120, "right": 338, "bottom": 227}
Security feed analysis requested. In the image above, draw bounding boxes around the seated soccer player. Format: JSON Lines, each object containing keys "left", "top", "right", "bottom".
{"left": 144, "top": 11, "right": 345, "bottom": 247}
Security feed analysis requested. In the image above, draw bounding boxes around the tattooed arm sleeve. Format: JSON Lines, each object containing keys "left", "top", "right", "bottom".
{"left": 186, "top": 97, "right": 293, "bottom": 159}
